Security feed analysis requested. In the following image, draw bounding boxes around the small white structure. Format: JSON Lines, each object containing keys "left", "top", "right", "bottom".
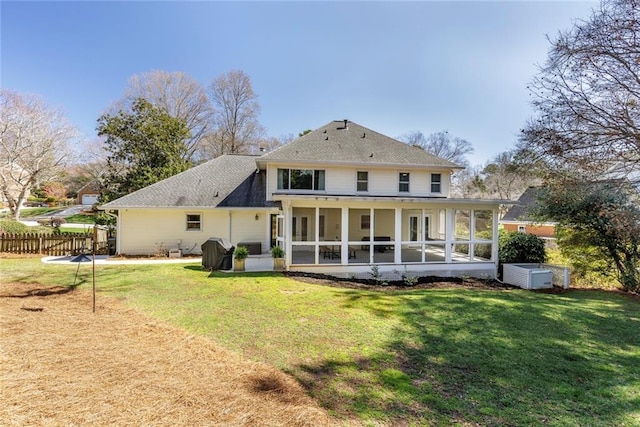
{"left": 503, "top": 263, "right": 554, "bottom": 290}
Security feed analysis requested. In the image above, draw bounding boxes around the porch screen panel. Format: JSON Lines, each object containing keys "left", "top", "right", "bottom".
{"left": 455, "top": 210, "right": 470, "bottom": 239}
{"left": 319, "top": 208, "right": 341, "bottom": 242}
{"left": 474, "top": 210, "right": 494, "bottom": 261}
{"left": 349, "top": 208, "right": 370, "bottom": 264}
{"left": 401, "top": 243, "right": 422, "bottom": 263}
{"left": 474, "top": 210, "right": 493, "bottom": 240}
{"left": 372, "top": 209, "right": 395, "bottom": 259}
{"left": 425, "top": 208, "right": 446, "bottom": 241}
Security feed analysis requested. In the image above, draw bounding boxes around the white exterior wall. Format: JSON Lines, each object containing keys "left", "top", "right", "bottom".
{"left": 116, "top": 208, "right": 270, "bottom": 255}
{"left": 266, "top": 164, "right": 452, "bottom": 200}
{"left": 229, "top": 210, "right": 271, "bottom": 252}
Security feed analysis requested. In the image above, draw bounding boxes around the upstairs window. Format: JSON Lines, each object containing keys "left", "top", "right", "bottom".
{"left": 431, "top": 173, "right": 442, "bottom": 193}
{"left": 399, "top": 172, "right": 410, "bottom": 192}
{"left": 278, "top": 168, "right": 325, "bottom": 191}
{"left": 357, "top": 171, "right": 368, "bottom": 192}
{"left": 186, "top": 213, "right": 201, "bottom": 231}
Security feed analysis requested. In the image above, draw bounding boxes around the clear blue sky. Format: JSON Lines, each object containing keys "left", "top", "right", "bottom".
{"left": 1, "top": 1, "right": 596, "bottom": 165}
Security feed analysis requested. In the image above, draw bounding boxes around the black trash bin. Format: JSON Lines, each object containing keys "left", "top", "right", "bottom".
{"left": 201, "top": 238, "right": 234, "bottom": 270}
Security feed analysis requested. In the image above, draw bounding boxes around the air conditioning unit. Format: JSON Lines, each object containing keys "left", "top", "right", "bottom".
{"left": 503, "top": 264, "right": 553, "bottom": 290}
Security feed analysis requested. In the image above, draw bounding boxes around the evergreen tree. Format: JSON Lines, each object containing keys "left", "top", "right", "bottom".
{"left": 97, "top": 98, "right": 191, "bottom": 202}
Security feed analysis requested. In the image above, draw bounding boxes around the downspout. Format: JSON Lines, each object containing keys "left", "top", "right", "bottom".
{"left": 228, "top": 211, "right": 232, "bottom": 244}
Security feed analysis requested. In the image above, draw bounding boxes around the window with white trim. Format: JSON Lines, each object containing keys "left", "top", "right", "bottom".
{"left": 186, "top": 214, "right": 201, "bottom": 231}
{"left": 357, "top": 171, "right": 368, "bottom": 192}
{"left": 277, "top": 168, "right": 325, "bottom": 191}
{"left": 431, "top": 173, "right": 442, "bottom": 193}
{"left": 399, "top": 172, "right": 410, "bottom": 192}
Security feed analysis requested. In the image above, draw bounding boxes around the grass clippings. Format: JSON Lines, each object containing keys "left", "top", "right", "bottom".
{"left": 0, "top": 282, "right": 330, "bottom": 426}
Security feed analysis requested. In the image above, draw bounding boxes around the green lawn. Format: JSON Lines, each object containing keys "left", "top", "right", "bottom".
{"left": 2, "top": 257, "right": 639, "bottom": 426}
{"left": 16, "top": 207, "right": 61, "bottom": 218}
{"left": 63, "top": 213, "right": 97, "bottom": 224}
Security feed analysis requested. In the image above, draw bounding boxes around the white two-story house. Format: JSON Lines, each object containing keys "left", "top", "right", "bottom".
{"left": 101, "top": 120, "right": 504, "bottom": 278}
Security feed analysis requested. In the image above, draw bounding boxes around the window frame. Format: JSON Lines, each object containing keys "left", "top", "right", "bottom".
{"left": 277, "top": 168, "right": 326, "bottom": 191}
{"left": 431, "top": 173, "right": 442, "bottom": 193}
{"left": 399, "top": 172, "right": 410, "bottom": 193}
{"left": 356, "top": 171, "right": 369, "bottom": 192}
{"left": 360, "top": 214, "right": 371, "bottom": 230}
{"left": 186, "top": 213, "right": 202, "bottom": 231}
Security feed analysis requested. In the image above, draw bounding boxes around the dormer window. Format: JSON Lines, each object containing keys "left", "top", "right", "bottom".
{"left": 431, "top": 173, "right": 442, "bottom": 193}
{"left": 278, "top": 168, "right": 325, "bottom": 191}
{"left": 399, "top": 172, "right": 410, "bottom": 192}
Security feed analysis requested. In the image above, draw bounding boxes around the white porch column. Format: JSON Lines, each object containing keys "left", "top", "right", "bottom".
{"left": 314, "top": 207, "right": 320, "bottom": 265}
{"left": 492, "top": 207, "right": 499, "bottom": 270}
{"left": 445, "top": 208, "right": 454, "bottom": 263}
{"left": 341, "top": 207, "right": 349, "bottom": 264}
{"left": 283, "top": 201, "right": 292, "bottom": 267}
{"left": 394, "top": 207, "right": 402, "bottom": 264}
{"left": 369, "top": 207, "right": 374, "bottom": 264}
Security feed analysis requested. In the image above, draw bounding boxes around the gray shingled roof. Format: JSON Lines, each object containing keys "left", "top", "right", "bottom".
{"left": 258, "top": 120, "right": 462, "bottom": 169}
{"left": 101, "top": 155, "right": 261, "bottom": 209}
{"left": 501, "top": 186, "right": 542, "bottom": 222}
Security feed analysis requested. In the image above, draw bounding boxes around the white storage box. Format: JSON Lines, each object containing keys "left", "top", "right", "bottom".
{"left": 503, "top": 264, "right": 553, "bottom": 290}
{"left": 168, "top": 248, "right": 182, "bottom": 259}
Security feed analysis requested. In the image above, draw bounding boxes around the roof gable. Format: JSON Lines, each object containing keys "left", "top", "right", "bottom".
{"left": 259, "top": 120, "right": 462, "bottom": 169}
{"left": 501, "top": 186, "right": 543, "bottom": 222}
{"left": 100, "top": 155, "right": 260, "bottom": 209}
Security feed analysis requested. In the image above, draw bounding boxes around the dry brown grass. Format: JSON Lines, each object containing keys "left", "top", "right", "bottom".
{"left": 0, "top": 282, "right": 331, "bottom": 426}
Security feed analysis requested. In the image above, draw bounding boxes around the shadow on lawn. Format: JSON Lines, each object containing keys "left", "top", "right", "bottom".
{"left": 291, "top": 290, "right": 640, "bottom": 425}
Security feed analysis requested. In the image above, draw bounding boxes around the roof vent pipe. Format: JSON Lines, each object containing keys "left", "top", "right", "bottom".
{"left": 343, "top": 119, "right": 348, "bottom": 129}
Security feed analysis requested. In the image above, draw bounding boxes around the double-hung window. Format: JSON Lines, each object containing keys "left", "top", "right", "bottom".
{"left": 277, "top": 168, "right": 325, "bottom": 191}
{"left": 431, "top": 173, "right": 442, "bottom": 193}
{"left": 357, "top": 171, "right": 368, "bottom": 192}
{"left": 186, "top": 213, "right": 201, "bottom": 231}
{"left": 399, "top": 172, "right": 410, "bottom": 193}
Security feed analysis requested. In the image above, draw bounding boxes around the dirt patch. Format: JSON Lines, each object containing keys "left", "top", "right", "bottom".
{"left": 285, "top": 271, "right": 513, "bottom": 291}
{"left": 0, "top": 282, "right": 330, "bottom": 426}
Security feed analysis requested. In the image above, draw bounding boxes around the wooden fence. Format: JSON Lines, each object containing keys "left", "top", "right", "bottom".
{"left": 0, "top": 232, "right": 97, "bottom": 256}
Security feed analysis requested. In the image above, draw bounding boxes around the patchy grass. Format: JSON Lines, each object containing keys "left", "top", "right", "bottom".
{"left": 1, "top": 257, "right": 639, "bottom": 426}
{"left": 17, "top": 207, "right": 61, "bottom": 218}
{"left": 64, "top": 213, "right": 97, "bottom": 224}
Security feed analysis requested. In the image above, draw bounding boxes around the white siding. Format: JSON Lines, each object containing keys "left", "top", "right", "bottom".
{"left": 117, "top": 208, "right": 269, "bottom": 255}
{"left": 229, "top": 210, "right": 270, "bottom": 253}
{"left": 266, "top": 163, "right": 452, "bottom": 199}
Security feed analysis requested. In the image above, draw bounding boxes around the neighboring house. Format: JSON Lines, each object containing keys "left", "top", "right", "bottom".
{"left": 500, "top": 186, "right": 556, "bottom": 238}
{"left": 77, "top": 180, "right": 101, "bottom": 206}
{"left": 101, "top": 120, "right": 506, "bottom": 278}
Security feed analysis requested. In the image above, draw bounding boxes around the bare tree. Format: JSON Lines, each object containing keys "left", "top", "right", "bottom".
{"left": 0, "top": 90, "right": 77, "bottom": 219}
{"left": 480, "top": 151, "right": 540, "bottom": 201}
{"left": 115, "top": 70, "right": 213, "bottom": 161}
{"left": 520, "top": 0, "right": 640, "bottom": 181}
{"left": 206, "top": 70, "right": 265, "bottom": 156}
{"left": 399, "top": 130, "right": 474, "bottom": 167}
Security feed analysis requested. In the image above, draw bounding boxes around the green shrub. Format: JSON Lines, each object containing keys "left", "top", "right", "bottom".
{"left": 498, "top": 230, "right": 546, "bottom": 278}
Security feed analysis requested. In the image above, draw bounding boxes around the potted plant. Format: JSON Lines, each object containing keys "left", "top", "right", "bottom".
{"left": 271, "top": 245, "right": 285, "bottom": 271}
{"left": 234, "top": 246, "right": 249, "bottom": 271}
